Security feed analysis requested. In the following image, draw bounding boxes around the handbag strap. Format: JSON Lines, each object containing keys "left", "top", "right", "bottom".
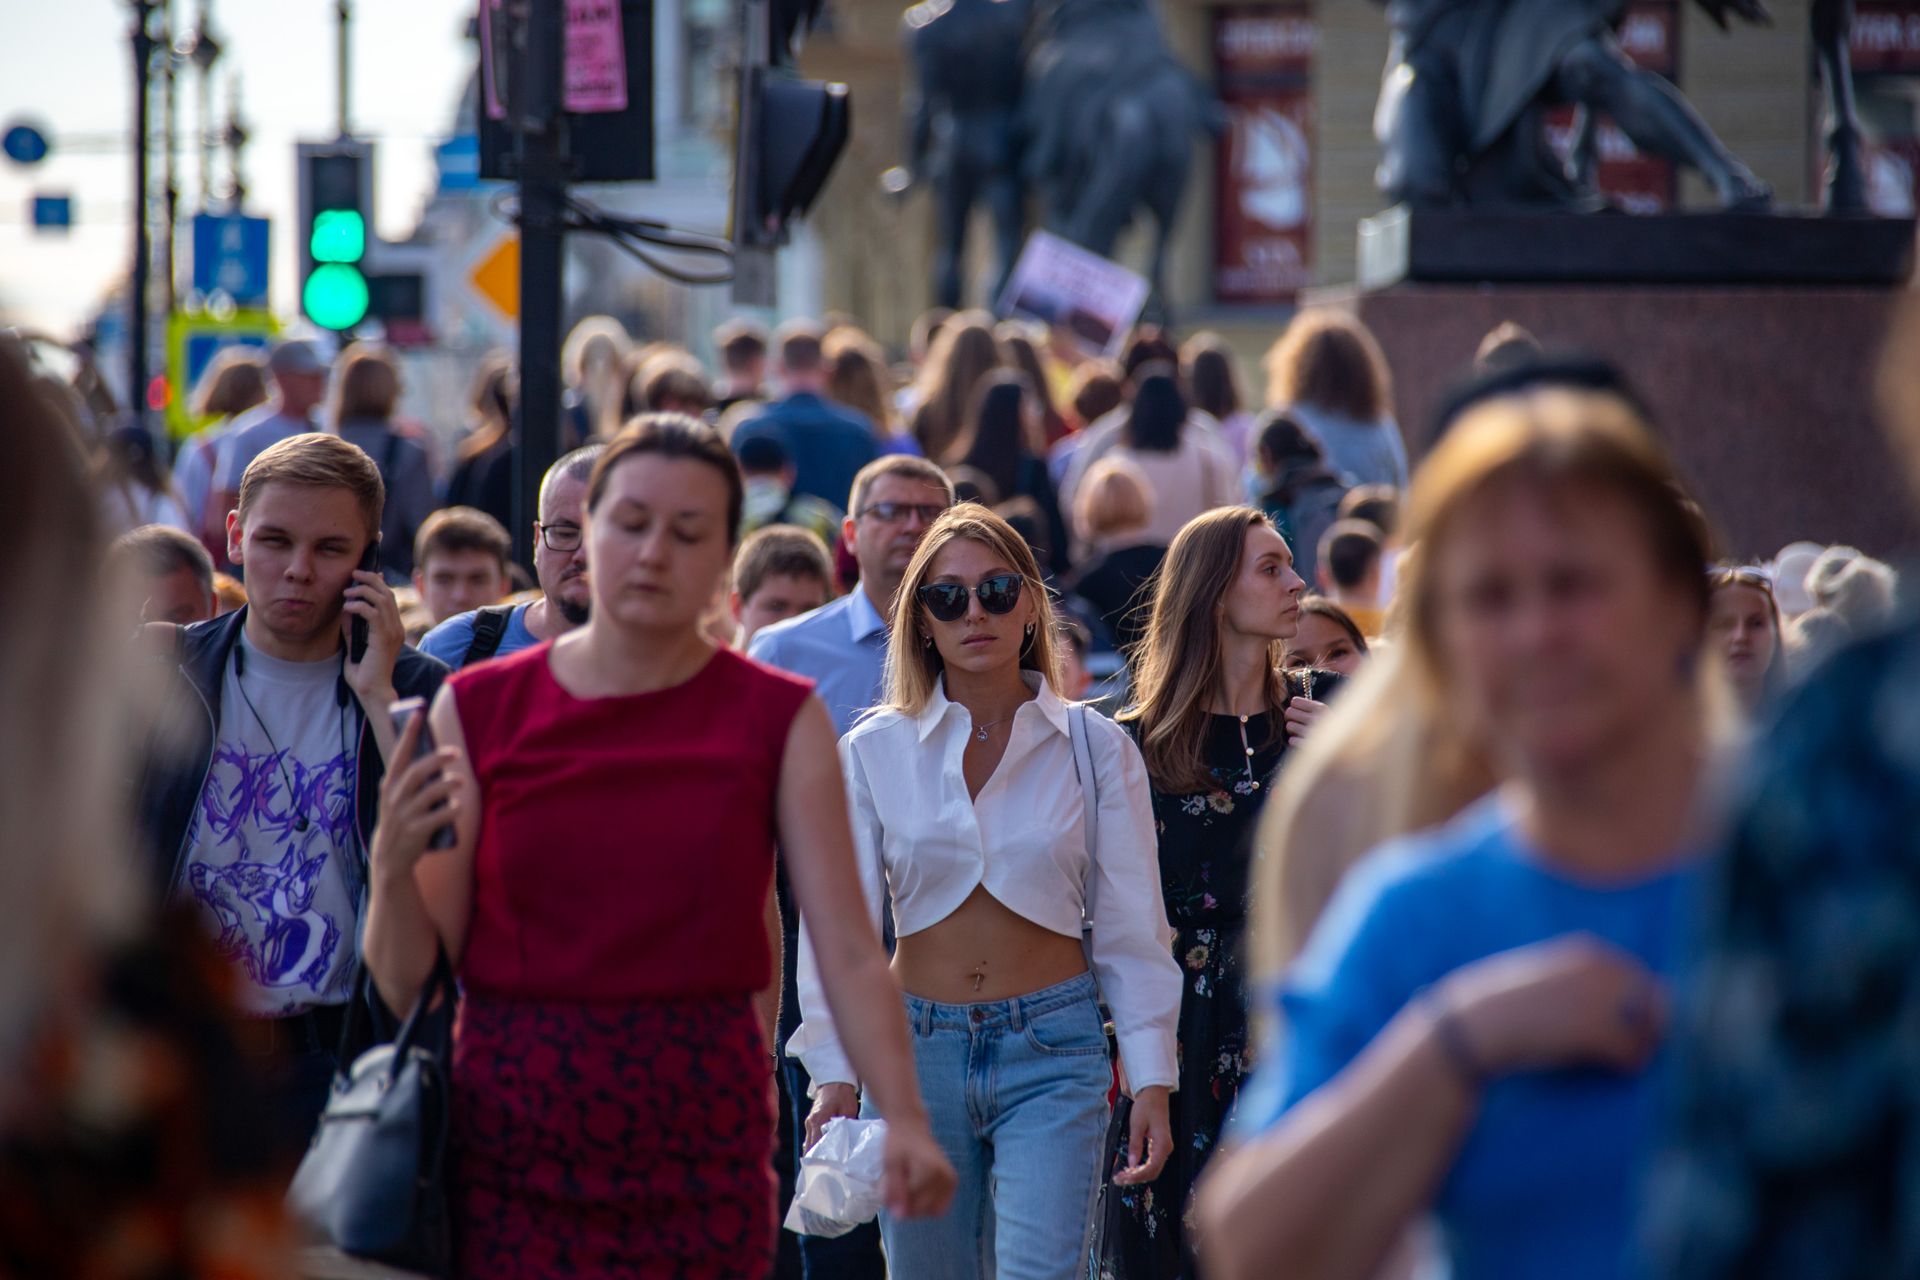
{"left": 391, "top": 948, "right": 459, "bottom": 1064}
{"left": 1068, "top": 704, "right": 1099, "bottom": 970}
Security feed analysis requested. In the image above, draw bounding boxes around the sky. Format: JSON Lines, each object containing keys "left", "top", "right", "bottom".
{"left": 0, "top": 0, "right": 477, "bottom": 337}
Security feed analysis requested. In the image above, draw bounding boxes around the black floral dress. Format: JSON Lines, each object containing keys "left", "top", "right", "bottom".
{"left": 1090, "top": 712, "right": 1286, "bottom": 1280}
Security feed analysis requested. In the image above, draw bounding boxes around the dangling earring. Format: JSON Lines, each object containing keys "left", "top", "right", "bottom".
{"left": 923, "top": 633, "right": 934, "bottom": 648}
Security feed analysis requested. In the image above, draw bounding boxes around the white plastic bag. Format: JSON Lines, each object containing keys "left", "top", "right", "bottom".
{"left": 783, "top": 1117, "right": 889, "bottom": 1238}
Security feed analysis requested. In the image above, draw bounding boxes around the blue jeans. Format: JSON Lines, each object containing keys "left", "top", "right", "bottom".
{"left": 866, "top": 973, "right": 1112, "bottom": 1280}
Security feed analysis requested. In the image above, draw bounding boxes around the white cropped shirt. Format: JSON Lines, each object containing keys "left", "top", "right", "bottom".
{"left": 789, "top": 673, "right": 1182, "bottom": 1092}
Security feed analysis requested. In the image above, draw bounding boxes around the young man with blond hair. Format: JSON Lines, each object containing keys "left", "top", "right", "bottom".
{"left": 132, "top": 432, "right": 448, "bottom": 1160}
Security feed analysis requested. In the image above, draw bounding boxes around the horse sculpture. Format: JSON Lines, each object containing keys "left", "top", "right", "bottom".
{"left": 1374, "top": 0, "right": 1867, "bottom": 213}
{"left": 893, "top": 0, "right": 1220, "bottom": 314}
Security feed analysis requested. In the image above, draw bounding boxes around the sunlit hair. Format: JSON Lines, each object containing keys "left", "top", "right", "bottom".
{"left": 1251, "top": 387, "right": 1716, "bottom": 991}
{"left": 237, "top": 431, "right": 385, "bottom": 542}
{"left": 331, "top": 343, "right": 402, "bottom": 422}
{"left": 190, "top": 347, "right": 269, "bottom": 420}
{"left": 1263, "top": 309, "right": 1392, "bottom": 422}
{"left": 1119, "top": 507, "right": 1289, "bottom": 795}
{"left": 1706, "top": 563, "right": 1784, "bottom": 704}
{"left": 562, "top": 317, "right": 634, "bottom": 442}
{"left": 588, "top": 414, "right": 743, "bottom": 549}
{"left": 909, "top": 310, "right": 1003, "bottom": 459}
{"left": 1074, "top": 456, "right": 1155, "bottom": 545}
{"left": 883, "top": 504, "right": 1061, "bottom": 718}
{"left": 824, "top": 328, "right": 898, "bottom": 432}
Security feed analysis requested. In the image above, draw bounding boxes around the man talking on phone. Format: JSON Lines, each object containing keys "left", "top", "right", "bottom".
{"left": 132, "top": 433, "right": 449, "bottom": 1162}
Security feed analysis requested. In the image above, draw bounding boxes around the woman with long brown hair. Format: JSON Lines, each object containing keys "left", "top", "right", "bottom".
{"left": 1091, "top": 506, "right": 1318, "bottom": 1279}
{"left": 908, "top": 310, "right": 1004, "bottom": 459}
{"left": 1264, "top": 310, "right": 1407, "bottom": 491}
{"left": 793, "top": 505, "right": 1181, "bottom": 1280}
{"left": 444, "top": 354, "right": 518, "bottom": 532}
{"left": 1198, "top": 388, "right": 1727, "bottom": 1280}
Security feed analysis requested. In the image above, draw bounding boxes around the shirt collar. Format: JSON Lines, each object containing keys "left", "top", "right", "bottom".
{"left": 847, "top": 584, "right": 889, "bottom": 644}
{"left": 914, "top": 669, "right": 1071, "bottom": 742}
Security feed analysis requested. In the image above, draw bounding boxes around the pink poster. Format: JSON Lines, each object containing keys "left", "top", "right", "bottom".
{"left": 477, "top": 0, "right": 628, "bottom": 118}
{"left": 565, "top": 0, "right": 628, "bottom": 115}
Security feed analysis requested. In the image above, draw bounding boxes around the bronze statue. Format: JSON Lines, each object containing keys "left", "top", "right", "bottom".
{"left": 1811, "top": 0, "right": 1866, "bottom": 212}
{"left": 887, "top": 0, "right": 1033, "bottom": 308}
{"left": 890, "top": 0, "right": 1218, "bottom": 313}
{"left": 1020, "top": 0, "right": 1223, "bottom": 313}
{"left": 1373, "top": 0, "right": 1774, "bottom": 210}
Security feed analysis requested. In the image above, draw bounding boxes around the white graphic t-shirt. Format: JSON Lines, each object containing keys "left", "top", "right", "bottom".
{"left": 179, "top": 637, "right": 363, "bottom": 1017}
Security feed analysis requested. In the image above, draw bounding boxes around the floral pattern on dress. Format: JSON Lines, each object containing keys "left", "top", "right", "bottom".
{"left": 1091, "top": 713, "right": 1287, "bottom": 1280}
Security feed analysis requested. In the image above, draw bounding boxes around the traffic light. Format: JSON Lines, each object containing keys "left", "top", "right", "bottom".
{"left": 297, "top": 142, "right": 373, "bottom": 331}
{"left": 732, "top": 69, "right": 850, "bottom": 250}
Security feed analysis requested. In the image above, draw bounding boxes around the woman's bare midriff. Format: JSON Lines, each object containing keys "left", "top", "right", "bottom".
{"left": 892, "top": 884, "right": 1088, "bottom": 1004}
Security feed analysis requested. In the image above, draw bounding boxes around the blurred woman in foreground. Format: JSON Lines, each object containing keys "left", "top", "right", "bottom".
{"left": 1200, "top": 387, "right": 1726, "bottom": 1280}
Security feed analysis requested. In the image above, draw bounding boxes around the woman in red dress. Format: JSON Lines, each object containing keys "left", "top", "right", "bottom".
{"left": 364, "top": 414, "right": 954, "bottom": 1277}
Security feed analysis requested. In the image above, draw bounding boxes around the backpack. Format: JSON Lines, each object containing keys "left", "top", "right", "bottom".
{"left": 459, "top": 605, "right": 520, "bottom": 669}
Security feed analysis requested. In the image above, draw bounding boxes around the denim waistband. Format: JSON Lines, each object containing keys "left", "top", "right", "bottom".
{"left": 902, "top": 971, "right": 1098, "bottom": 1035}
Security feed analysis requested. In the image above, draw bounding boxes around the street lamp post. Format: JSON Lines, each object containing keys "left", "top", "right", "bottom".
{"left": 129, "top": 0, "right": 157, "bottom": 430}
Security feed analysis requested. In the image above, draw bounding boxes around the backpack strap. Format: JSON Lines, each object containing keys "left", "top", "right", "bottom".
{"left": 459, "top": 604, "right": 518, "bottom": 669}
{"left": 1068, "top": 704, "right": 1100, "bottom": 971}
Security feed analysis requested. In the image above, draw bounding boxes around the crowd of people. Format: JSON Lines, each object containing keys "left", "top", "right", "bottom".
{"left": 3, "top": 283, "right": 1916, "bottom": 1280}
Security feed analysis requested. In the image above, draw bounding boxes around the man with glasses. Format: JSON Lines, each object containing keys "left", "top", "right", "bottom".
{"left": 748, "top": 453, "right": 954, "bottom": 1280}
{"left": 419, "top": 444, "right": 603, "bottom": 669}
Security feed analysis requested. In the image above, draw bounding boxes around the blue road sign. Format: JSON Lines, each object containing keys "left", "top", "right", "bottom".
{"left": 435, "top": 133, "right": 482, "bottom": 194}
{"left": 3, "top": 123, "right": 50, "bottom": 166}
{"left": 191, "top": 212, "right": 271, "bottom": 303}
{"left": 31, "top": 194, "right": 71, "bottom": 231}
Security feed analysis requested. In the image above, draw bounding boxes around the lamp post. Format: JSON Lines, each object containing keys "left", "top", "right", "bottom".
{"left": 129, "top": 0, "right": 157, "bottom": 429}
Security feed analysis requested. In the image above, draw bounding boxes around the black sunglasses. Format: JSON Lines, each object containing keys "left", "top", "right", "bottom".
{"left": 916, "top": 573, "right": 1025, "bottom": 623}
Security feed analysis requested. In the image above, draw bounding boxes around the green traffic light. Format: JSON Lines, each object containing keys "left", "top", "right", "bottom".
{"left": 303, "top": 263, "right": 369, "bottom": 329}
{"left": 310, "top": 208, "right": 366, "bottom": 263}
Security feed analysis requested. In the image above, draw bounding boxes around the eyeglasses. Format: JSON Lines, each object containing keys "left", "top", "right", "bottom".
{"left": 537, "top": 522, "right": 582, "bottom": 552}
{"left": 859, "top": 502, "right": 948, "bottom": 526}
{"left": 917, "top": 573, "right": 1024, "bottom": 623}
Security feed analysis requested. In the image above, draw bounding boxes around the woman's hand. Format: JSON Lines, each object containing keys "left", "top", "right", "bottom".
{"left": 882, "top": 1116, "right": 958, "bottom": 1219}
{"left": 804, "top": 1081, "right": 861, "bottom": 1152}
{"left": 1283, "top": 696, "right": 1328, "bottom": 744}
{"left": 368, "top": 713, "right": 465, "bottom": 886}
{"left": 1440, "top": 934, "right": 1667, "bottom": 1079}
{"left": 1113, "top": 1084, "right": 1173, "bottom": 1186}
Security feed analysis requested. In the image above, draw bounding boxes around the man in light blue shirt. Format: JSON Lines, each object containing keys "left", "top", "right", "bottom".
{"left": 747, "top": 453, "right": 953, "bottom": 1280}
{"left": 748, "top": 455, "right": 955, "bottom": 734}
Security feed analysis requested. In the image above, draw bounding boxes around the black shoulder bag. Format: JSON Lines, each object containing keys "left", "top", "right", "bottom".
{"left": 287, "top": 952, "right": 458, "bottom": 1276}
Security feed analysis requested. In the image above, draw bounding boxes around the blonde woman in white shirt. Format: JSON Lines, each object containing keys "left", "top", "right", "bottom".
{"left": 792, "top": 504, "right": 1183, "bottom": 1279}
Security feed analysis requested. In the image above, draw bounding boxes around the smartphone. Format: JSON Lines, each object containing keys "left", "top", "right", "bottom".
{"left": 389, "top": 696, "right": 456, "bottom": 850}
{"left": 348, "top": 539, "right": 380, "bottom": 664}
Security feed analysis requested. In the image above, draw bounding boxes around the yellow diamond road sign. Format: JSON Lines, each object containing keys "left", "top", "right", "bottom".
{"left": 468, "top": 234, "right": 520, "bottom": 321}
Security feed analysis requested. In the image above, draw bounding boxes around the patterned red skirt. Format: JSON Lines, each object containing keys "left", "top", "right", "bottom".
{"left": 451, "top": 991, "right": 776, "bottom": 1278}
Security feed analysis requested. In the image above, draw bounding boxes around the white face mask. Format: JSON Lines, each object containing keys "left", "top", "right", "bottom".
{"left": 743, "top": 476, "right": 789, "bottom": 525}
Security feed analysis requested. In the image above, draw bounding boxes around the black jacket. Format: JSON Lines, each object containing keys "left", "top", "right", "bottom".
{"left": 133, "top": 607, "right": 451, "bottom": 899}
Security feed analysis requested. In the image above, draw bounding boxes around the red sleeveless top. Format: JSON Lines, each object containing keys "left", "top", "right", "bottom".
{"left": 447, "top": 642, "right": 813, "bottom": 1002}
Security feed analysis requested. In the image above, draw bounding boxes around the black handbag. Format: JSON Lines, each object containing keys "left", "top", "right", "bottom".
{"left": 287, "top": 952, "right": 458, "bottom": 1275}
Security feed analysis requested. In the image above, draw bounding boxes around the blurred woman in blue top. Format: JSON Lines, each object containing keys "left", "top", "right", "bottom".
{"left": 1196, "top": 386, "right": 1725, "bottom": 1280}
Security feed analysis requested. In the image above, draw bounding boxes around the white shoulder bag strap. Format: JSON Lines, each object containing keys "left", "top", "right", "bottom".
{"left": 1069, "top": 703, "right": 1099, "bottom": 973}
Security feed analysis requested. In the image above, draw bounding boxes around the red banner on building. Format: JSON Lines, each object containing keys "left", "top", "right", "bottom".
{"left": 1545, "top": 1, "right": 1679, "bottom": 213}
{"left": 1212, "top": 7, "right": 1315, "bottom": 305}
{"left": 1851, "top": 2, "right": 1920, "bottom": 74}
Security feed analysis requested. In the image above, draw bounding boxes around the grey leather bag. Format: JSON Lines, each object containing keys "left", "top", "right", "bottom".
{"left": 287, "top": 953, "right": 457, "bottom": 1275}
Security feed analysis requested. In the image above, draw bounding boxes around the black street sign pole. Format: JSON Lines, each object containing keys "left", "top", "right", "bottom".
{"left": 512, "top": 0, "right": 566, "bottom": 573}
{"left": 129, "top": 0, "right": 156, "bottom": 431}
